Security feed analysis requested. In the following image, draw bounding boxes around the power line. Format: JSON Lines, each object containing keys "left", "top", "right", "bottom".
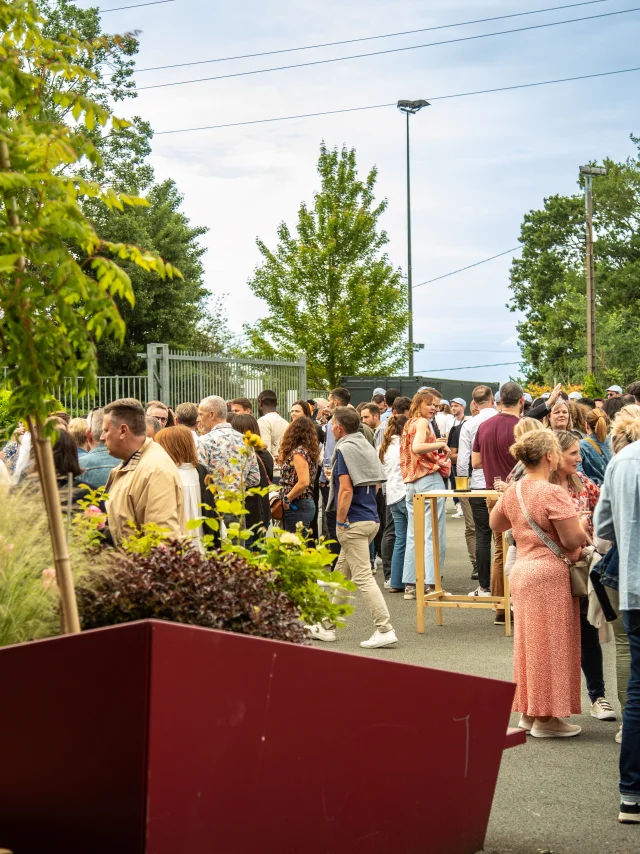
{"left": 413, "top": 360, "right": 522, "bottom": 372}
{"left": 412, "top": 247, "right": 522, "bottom": 289}
{"left": 154, "top": 65, "right": 640, "bottom": 136}
{"left": 101, "top": 0, "right": 175, "bottom": 11}
{"left": 138, "top": 6, "right": 640, "bottom": 91}
{"left": 133, "top": 0, "right": 613, "bottom": 73}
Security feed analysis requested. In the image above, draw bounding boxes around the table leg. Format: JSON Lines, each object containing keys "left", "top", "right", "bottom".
{"left": 503, "top": 532, "right": 511, "bottom": 638}
{"left": 430, "top": 497, "right": 443, "bottom": 626}
{"left": 414, "top": 494, "right": 425, "bottom": 634}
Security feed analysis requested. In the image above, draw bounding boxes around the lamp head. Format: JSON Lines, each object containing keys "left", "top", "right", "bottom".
{"left": 397, "top": 99, "right": 430, "bottom": 114}
{"left": 580, "top": 165, "right": 607, "bottom": 176}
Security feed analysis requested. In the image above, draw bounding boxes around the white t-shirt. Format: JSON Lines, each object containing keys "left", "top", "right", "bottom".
{"left": 258, "top": 411, "right": 289, "bottom": 474}
{"left": 435, "top": 412, "right": 455, "bottom": 437}
{"left": 178, "top": 463, "right": 203, "bottom": 552}
{"left": 381, "top": 435, "right": 406, "bottom": 506}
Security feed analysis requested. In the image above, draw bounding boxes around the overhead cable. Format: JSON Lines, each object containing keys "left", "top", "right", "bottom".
{"left": 133, "top": 0, "right": 613, "bottom": 73}
{"left": 153, "top": 65, "right": 640, "bottom": 135}
{"left": 138, "top": 6, "right": 640, "bottom": 91}
{"left": 101, "top": 0, "right": 175, "bottom": 12}
{"left": 412, "top": 247, "right": 522, "bottom": 289}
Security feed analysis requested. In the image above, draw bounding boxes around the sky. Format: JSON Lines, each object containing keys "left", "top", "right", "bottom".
{"left": 84, "top": 0, "right": 639, "bottom": 386}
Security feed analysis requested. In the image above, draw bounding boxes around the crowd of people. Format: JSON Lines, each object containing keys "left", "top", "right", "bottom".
{"left": 3, "top": 378, "right": 640, "bottom": 822}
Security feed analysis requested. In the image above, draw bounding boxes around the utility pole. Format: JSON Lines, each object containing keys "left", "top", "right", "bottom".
{"left": 579, "top": 165, "right": 606, "bottom": 377}
{"left": 397, "top": 99, "right": 429, "bottom": 377}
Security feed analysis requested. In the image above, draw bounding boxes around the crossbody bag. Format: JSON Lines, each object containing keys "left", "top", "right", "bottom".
{"left": 515, "top": 480, "right": 595, "bottom": 597}
{"left": 584, "top": 437, "right": 603, "bottom": 456}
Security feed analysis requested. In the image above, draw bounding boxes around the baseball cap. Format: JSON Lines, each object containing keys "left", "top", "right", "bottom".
{"left": 541, "top": 392, "right": 551, "bottom": 400}
{"left": 494, "top": 391, "right": 501, "bottom": 403}
{"left": 568, "top": 391, "right": 582, "bottom": 400}
{"left": 451, "top": 397, "right": 466, "bottom": 407}
{"left": 440, "top": 399, "right": 450, "bottom": 406}
{"left": 373, "top": 387, "right": 386, "bottom": 396}
{"left": 606, "top": 385, "right": 623, "bottom": 394}
{"left": 523, "top": 393, "right": 533, "bottom": 403}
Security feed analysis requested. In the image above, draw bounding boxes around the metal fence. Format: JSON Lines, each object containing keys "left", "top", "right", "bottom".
{"left": 2, "top": 346, "right": 307, "bottom": 417}
{"left": 144, "top": 344, "right": 307, "bottom": 412}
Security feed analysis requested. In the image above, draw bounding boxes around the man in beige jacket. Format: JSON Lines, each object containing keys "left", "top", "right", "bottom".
{"left": 102, "top": 398, "right": 185, "bottom": 546}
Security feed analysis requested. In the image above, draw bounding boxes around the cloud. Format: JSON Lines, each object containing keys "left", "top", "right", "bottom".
{"left": 92, "top": 0, "right": 640, "bottom": 384}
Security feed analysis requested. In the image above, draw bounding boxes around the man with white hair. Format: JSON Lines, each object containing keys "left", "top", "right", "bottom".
{"left": 197, "top": 395, "right": 260, "bottom": 492}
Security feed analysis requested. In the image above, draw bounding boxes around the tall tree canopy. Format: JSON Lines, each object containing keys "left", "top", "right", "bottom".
{"left": 37, "top": 0, "right": 231, "bottom": 374}
{"left": 244, "top": 143, "right": 409, "bottom": 389}
{"left": 509, "top": 135, "right": 640, "bottom": 388}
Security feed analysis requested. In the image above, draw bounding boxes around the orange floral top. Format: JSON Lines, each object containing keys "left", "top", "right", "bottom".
{"left": 400, "top": 418, "right": 452, "bottom": 484}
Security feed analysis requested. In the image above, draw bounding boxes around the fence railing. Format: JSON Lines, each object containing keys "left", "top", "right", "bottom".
{"left": 3, "top": 346, "right": 308, "bottom": 418}
{"left": 143, "top": 344, "right": 307, "bottom": 412}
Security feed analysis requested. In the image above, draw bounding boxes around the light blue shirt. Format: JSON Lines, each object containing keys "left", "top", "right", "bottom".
{"left": 321, "top": 419, "right": 337, "bottom": 484}
{"left": 380, "top": 409, "right": 391, "bottom": 423}
{"left": 593, "top": 441, "right": 640, "bottom": 611}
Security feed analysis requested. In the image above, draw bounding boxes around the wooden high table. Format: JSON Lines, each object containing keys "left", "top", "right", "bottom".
{"left": 414, "top": 489, "right": 512, "bottom": 637}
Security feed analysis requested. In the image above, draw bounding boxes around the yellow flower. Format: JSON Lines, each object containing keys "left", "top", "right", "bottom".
{"left": 243, "top": 431, "right": 265, "bottom": 450}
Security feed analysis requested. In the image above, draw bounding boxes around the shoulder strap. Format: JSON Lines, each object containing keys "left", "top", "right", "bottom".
{"left": 585, "top": 437, "right": 603, "bottom": 456}
{"left": 256, "top": 453, "right": 272, "bottom": 486}
{"left": 515, "top": 480, "right": 570, "bottom": 566}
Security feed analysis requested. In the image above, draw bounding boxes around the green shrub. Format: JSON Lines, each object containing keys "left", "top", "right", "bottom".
{"left": 0, "top": 389, "right": 16, "bottom": 444}
{"left": 77, "top": 541, "right": 310, "bottom": 644}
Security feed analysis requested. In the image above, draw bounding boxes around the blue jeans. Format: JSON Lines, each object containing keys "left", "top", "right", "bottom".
{"left": 283, "top": 498, "right": 315, "bottom": 535}
{"left": 403, "top": 472, "right": 447, "bottom": 586}
{"left": 389, "top": 499, "right": 408, "bottom": 589}
{"left": 620, "top": 610, "right": 640, "bottom": 800}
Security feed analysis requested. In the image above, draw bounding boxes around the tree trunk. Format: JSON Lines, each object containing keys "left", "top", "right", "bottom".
{"left": 34, "top": 423, "right": 81, "bottom": 634}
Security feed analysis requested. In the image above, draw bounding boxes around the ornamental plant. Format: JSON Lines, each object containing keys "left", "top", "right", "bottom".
{"left": 77, "top": 541, "right": 310, "bottom": 645}
{"left": 0, "top": 1, "right": 181, "bottom": 633}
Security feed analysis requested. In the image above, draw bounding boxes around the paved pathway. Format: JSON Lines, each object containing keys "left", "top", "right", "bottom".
{"left": 320, "top": 501, "right": 636, "bottom": 854}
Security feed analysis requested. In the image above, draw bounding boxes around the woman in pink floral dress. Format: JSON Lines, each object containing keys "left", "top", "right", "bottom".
{"left": 490, "top": 430, "right": 590, "bottom": 738}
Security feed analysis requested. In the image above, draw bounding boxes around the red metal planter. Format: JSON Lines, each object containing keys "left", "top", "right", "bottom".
{"left": 0, "top": 620, "right": 523, "bottom": 854}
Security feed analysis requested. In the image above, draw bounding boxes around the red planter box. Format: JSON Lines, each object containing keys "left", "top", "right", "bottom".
{"left": 0, "top": 620, "right": 523, "bottom": 854}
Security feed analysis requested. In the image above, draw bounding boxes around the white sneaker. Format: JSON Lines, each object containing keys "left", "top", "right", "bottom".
{"left": 360, "top": 629, "right": 398, "bottom": 649}
{"left": 616, "top": 725, "right": 623, "bottom": 744}
{"left": 383, "top": 579, "right": 391, "bottom": 589}
{"left": 591, "top": 697, "right": 616, "bottom": 721}
{"left": 306, "top": 623, "right": 336, "bottom": 643}
{"left": 469, "top": 586, "right": 491, "bottom": 597}
{"left": 530, "top": 718, "right": 581, "bottom": 738}
{"left": 451, "top": 507, "right": 464, "bottom": 518}
{"left": 404, "top": 585, "right": 416, "bottom": 600}
{"left": 375, "top": 555, "right": 383, "bottom": 569}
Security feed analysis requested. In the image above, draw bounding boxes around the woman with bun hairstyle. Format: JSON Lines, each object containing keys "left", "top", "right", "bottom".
{"left": 579, "top": 408, "right": 611, "bottom": 486}
{"left": 490, "top": 430, "right": 591, "bottom": 738}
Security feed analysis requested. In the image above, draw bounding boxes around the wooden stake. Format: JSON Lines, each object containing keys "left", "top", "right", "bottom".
{"left": 35, "top": 422, "right": 81, "bottom": 635}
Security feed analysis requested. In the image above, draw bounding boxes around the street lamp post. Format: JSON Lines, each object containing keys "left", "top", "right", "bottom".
{"left": 579, "top": 164, "right": 607, "bottom": 377}
{"left": 397, "top": 99, "right": 429, "bottom": 378}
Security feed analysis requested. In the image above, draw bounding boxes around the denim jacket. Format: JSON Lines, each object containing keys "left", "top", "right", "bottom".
{"left": 579, "top": 436, "right": 612, "bottom": 486}
{"left": 598, "top": 542, "right": 619, "bottom": 591}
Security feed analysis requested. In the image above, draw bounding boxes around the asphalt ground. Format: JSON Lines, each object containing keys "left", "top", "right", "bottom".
{"left": 319, "top": 500, "right": 637, "bottom": 854}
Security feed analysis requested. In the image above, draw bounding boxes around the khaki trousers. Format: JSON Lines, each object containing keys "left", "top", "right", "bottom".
{"left": 486, "top": 497, "right": 504, "bottom": 612}
{"left": 334, "top": 521, "right": 393, "bottom": 633}
{"left": 459, "top": 497, "right": 476, "bottom": 570}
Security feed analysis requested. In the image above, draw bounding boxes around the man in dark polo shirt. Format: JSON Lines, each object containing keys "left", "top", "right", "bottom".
{"left": 472, "top": 381, "right": 523, "bottom": 623}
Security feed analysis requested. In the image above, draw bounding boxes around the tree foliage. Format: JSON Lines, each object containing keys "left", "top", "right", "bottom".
{"left": 36, "top": 0, "right": 228, "bottom": 374}
{"left": 244, "top": 143, "right": 409, "bottom": 388}
{"left": 509, "top": 136, "right": 640, "bottom": 387}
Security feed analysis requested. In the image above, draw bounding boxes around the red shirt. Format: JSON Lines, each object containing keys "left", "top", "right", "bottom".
{"left": 472, "top": 413, "right": 519, "bottom": 486}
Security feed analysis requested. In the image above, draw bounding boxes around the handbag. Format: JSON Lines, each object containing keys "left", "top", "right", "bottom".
{"left": 515, "top": 480, "right": 595, "bottom": 597}
{"left": 269, "top": 495, "right": 284, "bottom": 521}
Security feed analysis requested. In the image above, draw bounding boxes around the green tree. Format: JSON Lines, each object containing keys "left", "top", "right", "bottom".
{"left": 244, "top": 143, "right": 409, "bottom": 388}
{"left": 0, "top": 0, "right": 179, "bottom": 632}
{"left": 37, "top": 0, "right": 224, "bottom": 372}
{"left": 93, "top": 179, "right": 211, "bottom": 375}
{"left": 509, "top": 136, "right": 640, "bottom": 387}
